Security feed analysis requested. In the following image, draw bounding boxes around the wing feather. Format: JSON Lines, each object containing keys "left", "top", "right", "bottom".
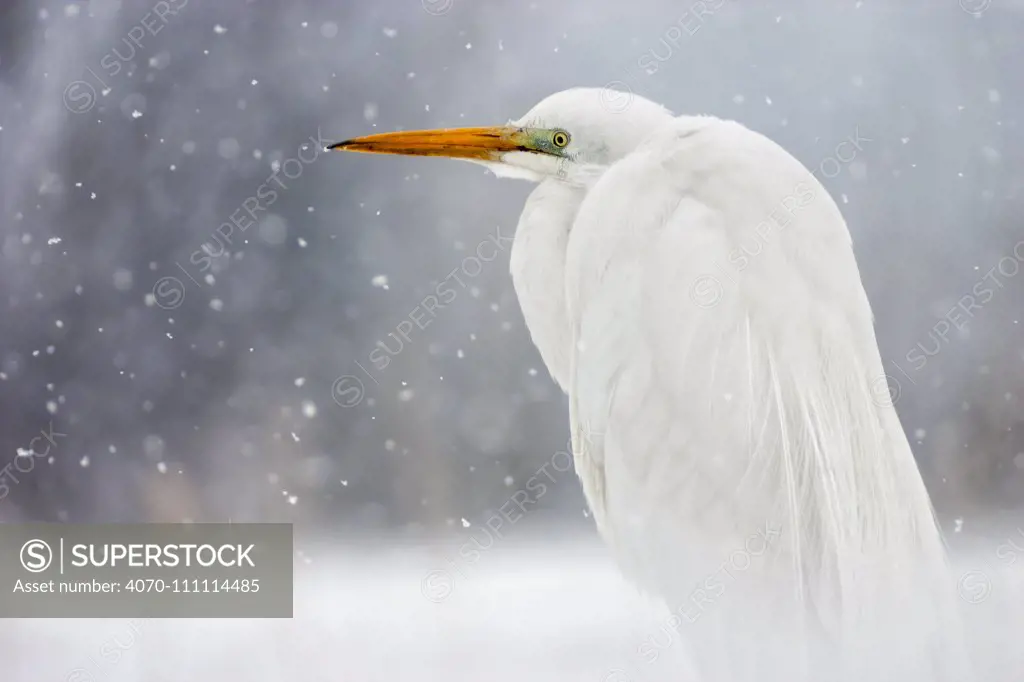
{"left": 563, "top": 116, "right": 969, "bottom": 679}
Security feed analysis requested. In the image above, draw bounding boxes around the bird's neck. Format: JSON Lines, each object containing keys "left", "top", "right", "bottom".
{"left": 509, "top": 180, "right": 586, "bottom": 392}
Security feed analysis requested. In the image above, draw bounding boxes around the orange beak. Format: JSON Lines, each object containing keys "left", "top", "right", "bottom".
{"left": 327, "top": 126, "right": 529, "bottom": 161}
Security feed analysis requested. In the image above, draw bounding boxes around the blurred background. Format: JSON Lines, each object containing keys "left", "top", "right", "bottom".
{"left": 0, "top": 0, "right": 1022, "bottom": 680}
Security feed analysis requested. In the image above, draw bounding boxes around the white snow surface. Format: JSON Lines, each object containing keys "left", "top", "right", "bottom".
{"left": 3, "top": 527, "right": 1022, "bottom": 681}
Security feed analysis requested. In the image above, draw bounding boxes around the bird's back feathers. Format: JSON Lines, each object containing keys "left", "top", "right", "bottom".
{"left": 551, "top": 115, "right": 970, "bottom": 680}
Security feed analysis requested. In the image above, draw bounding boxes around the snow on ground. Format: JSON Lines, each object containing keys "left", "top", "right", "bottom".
{"left": 3, "top": 529, "right": 1022, "bottom": 681}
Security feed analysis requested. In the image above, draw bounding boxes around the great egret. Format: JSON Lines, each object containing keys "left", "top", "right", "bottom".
{"left": 330, "top": 88, "right": 971, "bottom": 681}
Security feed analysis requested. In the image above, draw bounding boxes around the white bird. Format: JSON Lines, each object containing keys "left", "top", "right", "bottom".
{"left": 330, "top": 88, "right": 971, "bottom": 682}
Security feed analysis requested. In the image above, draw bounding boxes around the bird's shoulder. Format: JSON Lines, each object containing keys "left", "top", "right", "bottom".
{"left": 566, "top": 112, "right": 859, "bottom": 322}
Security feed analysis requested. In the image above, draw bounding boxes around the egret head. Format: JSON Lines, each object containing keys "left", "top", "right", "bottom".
{"left": 328, "top": 87, "right": 673, "bottom": 184}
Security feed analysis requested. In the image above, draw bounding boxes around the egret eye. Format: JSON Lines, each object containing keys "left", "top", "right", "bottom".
{"left": 551, "top": 130, "right": 570, "bottom": 148}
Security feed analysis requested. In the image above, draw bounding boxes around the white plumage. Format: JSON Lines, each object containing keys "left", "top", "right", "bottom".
{"left": 332, "top": 87, "right": 972, "bottom": 681}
